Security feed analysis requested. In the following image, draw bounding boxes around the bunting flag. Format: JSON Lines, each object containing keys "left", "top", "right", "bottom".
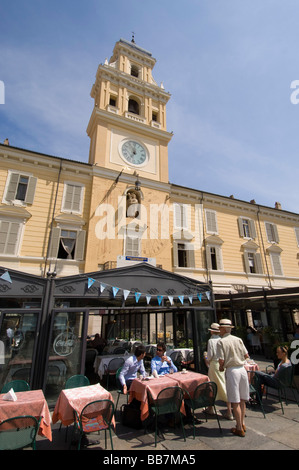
{"left": 123, "top": 289, "right": 130, "bottom": 300}
{"left": 0, "top": 271, "right": 12, "bottom": 283}
{"left": 87, "top": 278, "right": 95, "bottom": 289}
{"left": 112, "top": 286, "right": 119, "bottom": 297}
{"left": 100, "top": 283, "right": 106, "bottom": 293}
{"left": 83, "top": 275, "right": 212, "bottom": 305}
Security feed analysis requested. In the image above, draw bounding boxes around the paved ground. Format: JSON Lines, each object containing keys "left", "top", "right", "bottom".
{"left": 35, "top": 356, "right": 299, "bottom": 453}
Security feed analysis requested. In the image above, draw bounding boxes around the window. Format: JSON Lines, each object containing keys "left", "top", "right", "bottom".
{"left": 205, "top": 209, "right": 218, "bottom": 234}
{"left": 243, "top": 252, "right": 263, "bottom": 274}
{"left": 62, "top": 183, "right": 84, "bottom": 214}
{"left": 173, "top": 241, "right": 195, "bottom": 268}
{"left": 48, "top": 227, "right": 86, "bottom": 260}
{"left": 173, "top": 203, "right": 188, "bottom": 230}
{"left": 130, "top": 65, "right": 139, "bottom": 77}
{"left": 206, "top": 245, "right": 223, "bottom": 271}
{"left": 128, "top": 99, "right": 139, "bottom": 115}
{"left": 3, "top": 171, "right": 37, "bottom": 205}
{"left": 125, "top": 231, "right": 141, "bottom": 257}
{"left": 109, "top": 96, "right": 117, "bottom": 107}
{"left": 0, "top": 219, "right": 23, "bottom": 255}
{"left": 265, "top": 222, "right": 279, "bottom": 243}
{"left": 270, "top": 252, "right": 283, "bottom": 276}
{"left": 238, "top": 217, "right": 256, "bottom": 239}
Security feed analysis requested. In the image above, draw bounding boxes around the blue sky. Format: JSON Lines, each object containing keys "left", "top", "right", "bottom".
{"left": 1, "top": 0, "right": 299, "bottom": 213}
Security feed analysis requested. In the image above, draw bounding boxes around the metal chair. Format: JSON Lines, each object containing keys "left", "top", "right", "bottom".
{"left": 170, "top": 351, "right": 183, "bottom": 371}
{"left": 113, "top": 347, "right": 126, "bottom": 354}
{"left": 72, "top": 399, "right": 115, "bottom": 450}
{"left": 1, "top": 379, "right": 30, "bottom": 393}
{"left": 65, "top": 374, "right": 90, "bottom": 389}
{"left": 147, "top": 386, "right": 186, "bottom": 447}
{"left": 265, "top": 365, "right": 299, "bottom": 414}
{"left": 247, "top": 371, "right": 266, "bottom": 418}
{"left": 85, "top": 348, "right": 98, "bottom": 374}
{"left": 104, "top": 357, "right": 125, "bottom": 389}
{"left": 0, "top": 415, "right": 40, "bottom": 450}
{"left": 115, "top": 367, "right": 128, "bottom": 412}
{"left": 184, "top": 381, "right": 222, "bottom": 439}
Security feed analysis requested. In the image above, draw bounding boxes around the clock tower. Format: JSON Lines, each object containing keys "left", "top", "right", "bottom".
{"left": 86, "top": 38, "right": 172, "bottom": 183}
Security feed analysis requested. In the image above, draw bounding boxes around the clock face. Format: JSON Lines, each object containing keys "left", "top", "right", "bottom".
{"left": 121, "top": 140, "right": 148, "bottom": 166}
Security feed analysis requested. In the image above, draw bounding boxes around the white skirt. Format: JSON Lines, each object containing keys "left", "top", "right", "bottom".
{"left": 208, "top": 360, "right": 228, "bottom": 402}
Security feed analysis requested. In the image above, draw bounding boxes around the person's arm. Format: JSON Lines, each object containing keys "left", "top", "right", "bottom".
{"left": 119, "top": 358, "right": 131, "bottom": 393}
{"left": 168, "top": 357, "right": 177, "bottom": 372}
{"left": 139, "top": 359, "right": 146, "bottom": 377}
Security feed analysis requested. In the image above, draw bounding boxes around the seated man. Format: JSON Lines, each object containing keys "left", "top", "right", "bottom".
{"left": 151, "top": 342, "right": 177, "bottom": 376}
{"left": 119, "top": 344, "right": 146, "bottom": 394}
{"left": 254, "top": 345, "right": 292, "bottom": 398}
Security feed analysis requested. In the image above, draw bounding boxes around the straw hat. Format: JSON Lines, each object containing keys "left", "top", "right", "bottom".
{"left": 208, "top": 322, "right": 220, "bottom": 333}
{"left": 219, "top": 319, "right": 234, "bottom": 328}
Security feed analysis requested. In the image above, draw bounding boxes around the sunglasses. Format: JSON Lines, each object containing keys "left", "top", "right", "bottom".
{"left": 156, "top": 348, "right": 164, "bottom": 352}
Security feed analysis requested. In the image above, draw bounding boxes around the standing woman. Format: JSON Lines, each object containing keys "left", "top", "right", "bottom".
{"left": 204, "top": 323, "right": 233, "bottom": 420}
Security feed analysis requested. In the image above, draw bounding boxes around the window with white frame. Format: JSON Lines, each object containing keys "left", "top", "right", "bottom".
{"left": 0, "top": 219, "right": 23, "bottom": 255}
{"left": 238, "top": 217, "right": 257, "bottom": 239}
{"left": 206, "top": 245, "right": 223, "bottom": 271}
{"left": 48, "top": 227, "right": 86, "bottom": 260}
{"left": 265, "top": 222, "right": 279, "bottom": 243}
{"left": 173, "top": 203, "right": 188, "bottom": 230}
{"left": 124, "top": 230, "right": 141, "bottom": 257}
{"left": 205, "top": 209, "right": 218, "bottom": 234}
{"left": 243, "top": 251, "right": 263, "bottom": 274}
{"left": 173, "top": 241, "right": 195, "bottom": 268}
{"left": 3, "top": 171, "right": 37, "bottom": 205}
{"left": 62, "top": 183, "right": 84, "bottom": 214}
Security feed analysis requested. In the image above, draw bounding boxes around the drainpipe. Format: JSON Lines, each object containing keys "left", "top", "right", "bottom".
{"left": 256, "top": 205, "right": 272, "bottom": 289}
{"left": 43, "top": 159, "right": 63, "bottom": 277}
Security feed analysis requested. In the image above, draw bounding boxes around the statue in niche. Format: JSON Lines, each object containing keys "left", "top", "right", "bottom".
{"left": 126, "top": 190, "right": 140, "bottom": 218}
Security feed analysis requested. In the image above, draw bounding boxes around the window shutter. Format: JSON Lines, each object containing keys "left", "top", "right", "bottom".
{"left": 265, "top": 222, "right": 279, "bottom": 243}
{"left": 24, "top": 176, "right": 37, "bottom": 204}
{"left": 172, "top": 241, "right": 179, "bottom": 267}
{"left": 215, "top": 246, "right": 223, "bottom": 270}
{"left": 249, "top": 220, "right": 257, "bottom": 239}
{"left": 48, "top": 227, "right": 61, "bottom": 258}
{"left": 173, "top": 204, "right": 187, "bottom": 229}
{"left": 72, "top": 186, "right": 82, "bottom": 212}
{"left": 0, "top": 221, "right": 21, "bottom": 255}
{"left": 238, "top": 217, "right": 244, "bottom": 237}
{"left": 254, "top": 253, "right": 263, "bottom": 274}
{"left": 271, "top": 252, "right": 283, "bottom": 276}
{"left": 74, "top": 230, "right": 86, "bottom": 261}
{"left": 5, "top": 173, "right": 19, "bottom": 202}
{"left": 295, "top": 227, "right": 299, "bottom": 246}
{"left": 243, "top": 253, "right": 250, "bottom": 273}
{"left": 186, "top": 243, "right": 195, "bottom": 268}
{"left": 205, "top": 210, "right": 218, "bottom": 233}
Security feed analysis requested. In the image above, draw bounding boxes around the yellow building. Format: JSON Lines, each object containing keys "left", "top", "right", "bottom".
{"left": 1, "top": 37, "right": 299, "bottom": 297}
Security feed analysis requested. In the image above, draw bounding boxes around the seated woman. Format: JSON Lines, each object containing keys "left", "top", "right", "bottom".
{"left": 254, "top": 345, "right": 291, "bottom": 398}
{"left": 151, "top": 342, "right": 177, "bottom": 376}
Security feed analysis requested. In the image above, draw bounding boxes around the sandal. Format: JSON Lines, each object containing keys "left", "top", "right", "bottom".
{"left": 231, "top": 427, "right": 245, "bottom": 437}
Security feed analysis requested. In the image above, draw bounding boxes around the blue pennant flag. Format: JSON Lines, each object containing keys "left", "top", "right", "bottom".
{"left": 112, "top": 286, "right": 119, "bottom": 297}
{"left": 178, "top": 295, "right": 184, "bottom": 304}
{"left": 0, "top": 271, "right": 12, "bottom": 283}
{"left": 157, "top": 295, "right": 163, "bottom": 306}
{"left": 135, "top": 292, "right": 141, "bottom": 303}
{"left": 87, "top": 278, "right": 95, "bottom": 289}
{"left": 197, "top": 293, "right": 202, "bottom": 302}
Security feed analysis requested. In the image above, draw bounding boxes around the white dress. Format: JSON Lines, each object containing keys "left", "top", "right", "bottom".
{"left": 207, "top": 335, "right": 228, "bottom": 402}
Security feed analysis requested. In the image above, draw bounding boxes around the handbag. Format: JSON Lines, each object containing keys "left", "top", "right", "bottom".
{"left": 121, "top": 399, "right": 142, "bottom": 429}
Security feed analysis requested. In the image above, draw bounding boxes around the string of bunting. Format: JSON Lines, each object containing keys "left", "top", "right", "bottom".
{"left": 87, "top": 276, "right": 211, "bottom": 305}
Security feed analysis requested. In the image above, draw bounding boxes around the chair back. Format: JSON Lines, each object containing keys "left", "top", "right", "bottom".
{"left": 65, "top": 374, "right": 90, "bottom": 389}
{"left": 1, "top": 379, "right": 30, "bottom": 394}
{"left": 85, "top": 348, "right": 98, "bottom": 362}
{"left": 107, "top": 357, "right": 125, "bottom": 372}
{"left": 0, "top": 415, "right": 40, "bottom": 450}
{"left": 150, "top": 386, "right": 184, "bottom": 415}
{"left": 278, "top": 364, "right": 294, "bottom": 387}
{"left": 77, "top": 399, "right": 114, "bottom": 432}
{"left": 113, "top": 347, "right": 126, "bottom": 354}
{"left": 192, "top": 381, "right": 217, "bottom": 409}
{"left": 187, "top": 350, "right": 194, "bottom": 362}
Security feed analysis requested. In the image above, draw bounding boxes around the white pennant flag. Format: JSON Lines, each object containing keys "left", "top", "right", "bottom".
{"left": 123, "top": 289, "right": 130, "bottom": 300}
{"left": 168, "top": 295, "right": 174, "bottom": 305}
{"left": 100, "top": 283, "right": 106, "bottom": 293}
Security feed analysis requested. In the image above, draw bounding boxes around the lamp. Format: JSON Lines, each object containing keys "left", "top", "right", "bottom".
{"left": 135, "top": 176, "right": 141, "bottom": 192}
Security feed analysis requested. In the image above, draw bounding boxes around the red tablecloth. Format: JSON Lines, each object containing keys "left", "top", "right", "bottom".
{"left": 52, "top": 383, "right": 115, "bottom": 427}
{"left": 129, "top": 371, "right": 209, "bottom": 421}
{"left": 0, "top": 389, "right": 52, "bottom": 441}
